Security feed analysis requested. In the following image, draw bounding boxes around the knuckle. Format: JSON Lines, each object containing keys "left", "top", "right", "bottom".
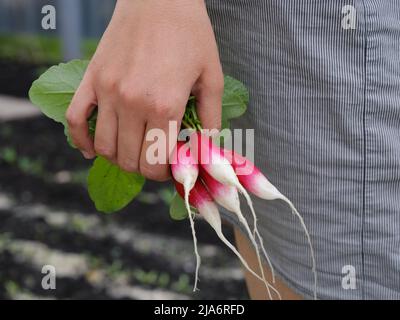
{"left": 118, "top": 158, "right": 138, "bottom": 173}
{"left": 118, "top": 83, "right": 142, "bottom": 106}
{"left": 66, "top": 109, "right": 83, "bottom": 128}
{"left": 140, "top": 164, "right": 169, "bottom": 182}
{"left": 94, "top": 144, "right": 114, "bottom": 158}
{"left": 151, "top": 98, "right": 176, "bottom": 119}
{"left": 98, "top": 74, "right": 119, "bottom": 93}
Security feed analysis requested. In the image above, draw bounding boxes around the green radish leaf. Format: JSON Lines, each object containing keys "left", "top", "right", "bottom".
{"left": 88, "top": 156, "right": 145, "bottom": 213}
{"left": 29, "top": 59, "right": 89, "bottom": 143}
{"left": 169, "top": 193, "right": 189, "bottom": 221}
{"left": 221, "top": 76, "right": 249, "bottom": 129}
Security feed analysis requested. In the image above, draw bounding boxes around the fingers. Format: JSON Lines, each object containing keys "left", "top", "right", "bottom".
{"left": 192, "top": 66, "right": 224, "bottom": 131}
{"left": 66, "top": 78, "right": 97, "bottom": 159}
{"left": 117, "top": 108, "right": 146, "bottom": 173}
{"left": 140, "top": 118, "right": 180, "bottom": 181}
{"left": 94, "top": 104, "right": 118, "bottom": 163}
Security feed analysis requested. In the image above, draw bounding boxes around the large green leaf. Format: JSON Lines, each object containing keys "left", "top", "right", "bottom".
{"left": 88, "top": 157, "right": 145, "bottom": 213}
{"left": 29, "top": 59, "right": 89, "bottom": 137}
{"left": 169, "top": 193, "right": 189, "bottom": 221}
{"left": 221, "top": 76, "right": 249, "bottom": 129}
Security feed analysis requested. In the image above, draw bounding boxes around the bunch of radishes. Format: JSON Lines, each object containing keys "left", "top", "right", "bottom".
{"left": 171, "top": 131, "right": 317, "bottom": 300}
{"left": 29, "top": 61, "right": 316, "bottom": 299}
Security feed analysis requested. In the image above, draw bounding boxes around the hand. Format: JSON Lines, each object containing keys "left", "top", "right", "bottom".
{"left": 66, "top": 0, "right": 223, "bottom": 181}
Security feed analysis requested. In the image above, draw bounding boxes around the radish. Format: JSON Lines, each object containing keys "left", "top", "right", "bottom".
{"left": 170, "top": 141, "right": 201, "bottom": 291}
{"left": 174, "top": 179, "right": 270, "bottom": 288}
{"left": 224, "top": 149, "right": 317, "bottom": 299}
{"left": 199, "top": 167, "right": 278, "bottom": 284}
{"left": 189, "top": 132, "right": 260, "bottom": 238}
{"left": 200, "top": 168, "right": 280, "bottom": 299}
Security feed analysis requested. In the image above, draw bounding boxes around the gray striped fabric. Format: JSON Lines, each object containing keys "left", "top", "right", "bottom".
{"left": 206, "top": 0, "right": 400, "bottom": 299}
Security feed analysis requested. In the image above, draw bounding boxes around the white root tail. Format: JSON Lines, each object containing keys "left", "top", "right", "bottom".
{"left": 214, "top": 219, "right": 280, "bottom": 299}
{"left": 254, "top": 229, "right": 276, "bottom": 284}
{"left": 235, "top": 210, "right": 280, "bottom": 299}
{"left": 200, "top": 204, "right": 279, "bottom": 298}
{"left": 183, "top": 183, "right": 201, "bottom": 292}
{"left": 279, "top": 195, "right": 317, "bottom": 300}
{"left": 236, "top": 184, "right": 257, "bottom": 236}
{"left": 236, "top": 183, "right": 277, "bottom": 284}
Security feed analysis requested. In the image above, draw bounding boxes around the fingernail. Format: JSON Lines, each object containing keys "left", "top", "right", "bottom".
{"left": 82, "top": 151, "right": 94, "bottom": 159}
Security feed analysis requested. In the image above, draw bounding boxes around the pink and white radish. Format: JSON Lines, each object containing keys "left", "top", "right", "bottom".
{"left": 224, "top": 149, "right": 317, "bottom": 299}
{"left": 200, "top": 168, "right": 280, "bottom": 299}
{"left": 170, "top": 141, "right": 200, "bottom": 291}
{"left": 189, "top": 132, "right": 260, "bottom": 237}
{"left": 174, "top": 179, "right": 269, "bottom": 287}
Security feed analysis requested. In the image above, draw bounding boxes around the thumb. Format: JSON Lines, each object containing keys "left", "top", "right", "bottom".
{"left": 193, "top": 68, "right": 224, "bottom": 131}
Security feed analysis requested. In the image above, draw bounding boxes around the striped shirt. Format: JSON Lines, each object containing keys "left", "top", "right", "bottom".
{"left": 206, "top": 0, "right": 400, "bottom": 299}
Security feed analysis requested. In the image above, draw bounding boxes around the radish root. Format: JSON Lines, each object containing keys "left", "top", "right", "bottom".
{"left": 183, "top": 182, "right": 201, "bottom": 292}
{"left": 235, "top": 209, "right": 280, "bottom": 299}
{"left": 201, "top": 205, "right": 279, "bottom": 298}
{"left": 255, "top": 229, "right": 276, "bottom": 284}
{"left": 236, "top": 184, "right": 258, "bottom": 235}
{"left": 279, "top": 195, "right": 317, "bottom": 300}
{"left": 236, "top": 183, "right": 276, "bottom": 283}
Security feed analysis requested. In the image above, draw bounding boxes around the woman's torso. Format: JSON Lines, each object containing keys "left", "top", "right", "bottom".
{"left": 206, "top": 0, "right": 400, "bottom": 299}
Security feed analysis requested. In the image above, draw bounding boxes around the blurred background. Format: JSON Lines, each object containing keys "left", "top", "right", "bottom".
{"left": 0, "top": 0, "right": 248, "bottom": 300}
